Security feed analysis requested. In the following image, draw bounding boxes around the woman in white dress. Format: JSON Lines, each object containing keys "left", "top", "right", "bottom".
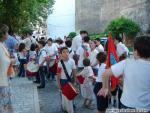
{"left": 0, "top": 24, "right": 14, "bottom": 113}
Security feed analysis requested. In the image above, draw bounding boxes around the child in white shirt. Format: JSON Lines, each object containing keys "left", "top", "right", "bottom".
{"left": 57, "top": 47, "right": 76, "bottom": 113}
{"left": 93, "top": 52, "right": 108, "bottom": 113}
{"left": 77, "top": 58, "right": 95, "bottom": 108}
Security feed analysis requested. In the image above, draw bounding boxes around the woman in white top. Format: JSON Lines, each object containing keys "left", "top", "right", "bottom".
{"left": 98, "top": 35, "right": 150, "bottom": 111}
{"left": 0, "top": 24, "right": 14, "bottom": 113}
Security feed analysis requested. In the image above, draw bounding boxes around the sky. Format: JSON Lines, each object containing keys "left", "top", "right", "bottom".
{"left": 47, "top": 0, "right": 75, "bottom": 39}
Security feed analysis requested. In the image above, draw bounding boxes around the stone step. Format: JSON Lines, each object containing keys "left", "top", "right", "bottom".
{"left": 10, "top": 77, "right": 40, "bottom": 113}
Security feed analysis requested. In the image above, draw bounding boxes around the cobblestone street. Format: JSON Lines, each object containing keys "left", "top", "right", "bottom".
{"left": 38, "top": 80, "right": 97, "bottom": 113}
{"left": 11, "top": 78, "right": 40, "bottom": 113}
{"left": 11, "top": 77, "right": 116, "bottom": 113}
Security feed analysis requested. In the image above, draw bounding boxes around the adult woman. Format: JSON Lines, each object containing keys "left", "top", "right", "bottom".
{"left": 0, "top": 23, "right": 14, "bottom": 112}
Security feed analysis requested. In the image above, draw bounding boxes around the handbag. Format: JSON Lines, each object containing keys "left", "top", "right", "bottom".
{"left": 60, "top": 60, "right": 78, "bottom": 100}
{"left": 7, "top": 64, "right": 14, "bottom": 76}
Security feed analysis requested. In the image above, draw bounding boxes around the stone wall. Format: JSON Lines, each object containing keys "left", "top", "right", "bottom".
{"left": 75, "top": 0, "right": 150, "bottom": 34}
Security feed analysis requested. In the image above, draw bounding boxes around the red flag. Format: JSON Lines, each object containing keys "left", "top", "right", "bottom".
{"left": 106, "top": 33, "right": 119, "bottom": 91}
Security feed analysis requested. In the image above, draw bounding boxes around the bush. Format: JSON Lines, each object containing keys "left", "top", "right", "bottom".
{"left": 68, "top": 32, "right": 77, "bottom": 39}
{"left": 20, "top": 27, "right": 33, "bottom": 34}
{"left": 105, "top": 16, "right": 140, "bottom": 38}
{"left": 90, "top": 32, "right": 107, "bottom": 40}
{"left": 90, "top": 33, "right": 100, "bottom": 40}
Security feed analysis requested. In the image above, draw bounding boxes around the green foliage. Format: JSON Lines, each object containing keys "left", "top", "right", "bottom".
{"left": 89, "top": 32, "right": 107, "bottom": 40}
{"left": 90, "top": 33, "right": 100, "bottom": 40}
{"left": 20, "top": 27, "right": 33, "bottom": 34}
{"left": 105, "top": 16, "right": 140, "bottom": 38}
{"left": 68, "top": 32, "right": 77, "bottom": 39}
{"left": 0, "top": 0, "right": 54, "bottom": 33}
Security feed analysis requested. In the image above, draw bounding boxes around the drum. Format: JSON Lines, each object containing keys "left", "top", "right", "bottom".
{"left": 76, "top": 75, "right": 85, "bottom": 84}
{"left": 61, "top": 82, "right": 78, "bottom": 100}
{"left": 26, "top": 61, "right": 39, "bottom": 76}
{"left": 49, "top": 59, "right": 58, "bottom": 74}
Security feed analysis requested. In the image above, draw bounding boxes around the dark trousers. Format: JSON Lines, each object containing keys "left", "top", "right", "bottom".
{"left": 94, "top": 82, "right": 108, "bottom": 111}
{"left": 36, "top": 66, "right": 47, "bottom": 87}
{"left": 18, "top": 59, "right": 27, "bottom": 77}
{"left": 118, "top": 87, "right": 123, "bottom": 109}
{"left": 92, "top": 68, "right": 98, "bottom": 76}
{"left": 47, "top": 64, "right": 55, "bottom": 79}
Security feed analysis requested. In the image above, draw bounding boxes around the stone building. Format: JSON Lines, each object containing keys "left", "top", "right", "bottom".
{"left": 75, "top": 0, "right": 150, "bottom": 34}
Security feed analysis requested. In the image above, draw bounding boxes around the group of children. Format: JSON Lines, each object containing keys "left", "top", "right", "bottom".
{"left": 14, "top": 35, "right": 61, "bottom": 88}
{"left": 56, "top": 32, "right": 109, "bottom": 113}
{"left": 56, "top": 33, "right": 150, "bottom": 113}
{"left": 11, "top": 30, "right": 150, "bottom": 113}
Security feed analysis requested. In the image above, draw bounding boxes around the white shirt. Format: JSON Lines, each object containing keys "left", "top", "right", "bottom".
{"left": 90, "top": 49, "right": 99, "bottom": 69}
{"left": 76, "top": 43, "right": 91, "bottom": 67}
{"left": 0, "top": 42, "right": 11, "bottom": 86}
{"left": 68, "top": 48, "right": 74, "bottom": 59}
{"left": 44, "top": 43, "right": 58, "bottom": 59}
{"left": 96, "top": 63, "right": 106, "bottom": 82}
{"left": 79, "top": 66, "right": 94, "bottom": 84}
{"left": 111, "top": 58, "right": 150, "bottom": 110}
{"left": 58, "top": 58, "right": 76, "bottom": 79}
{"left": 53, "top": 43, "right": 60, "bottom": 49}
{"left": 29, "top": 51, "right": 36, "bottom": 59}
{"left": 96, "top": 44, "right": 104, "bottom": 52}
{"left": 79, "top": 66, "right": 93, "bottom": 77}
{"left": 22, "top": 37, "right": 37, "bottom": 50}
{"left": 38, "top": 48, "right": 47, "bottom": 66}
{"left": 116, "top": 42, "right": 129, "bottom": 57}
{"left": 59, "top": 43, "right": 66, "bottom": 48}
{"left": 71, "top": 35, "right": 82, "bottom": 52}
{"left": 18, "top": 52, "right": 26, "bottom": 59}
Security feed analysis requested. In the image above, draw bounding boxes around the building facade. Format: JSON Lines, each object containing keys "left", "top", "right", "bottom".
{"left": 75, "top": 0, "right": 150, "bottom": 34}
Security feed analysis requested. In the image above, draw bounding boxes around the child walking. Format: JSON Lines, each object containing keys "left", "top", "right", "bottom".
{"left": 93, "top": 52, "right": 108, "bottom": 113}
{"left": 77, "top": 58, "right": 95, "bottom": 109}
{"left": 56, "top": 47, "right": 76, "bottom": 113}
{"left": 18, "top": 43, "right": 27, "bottom": 77}
{"left": 36, "top": 41, "right": 47, "bottom": 89}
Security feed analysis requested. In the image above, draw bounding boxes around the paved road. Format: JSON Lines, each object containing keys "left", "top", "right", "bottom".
{"left": 11, "top": 77, "right": 117, "bottom": 113}
{"left": 37, "top": 79, "right": 117, "bottom": 113}
{"left": 11, "top": 78, "right": 40, "bottom": 113}
{"left": 38, "top": 80, "right": 97, "bottom": 113}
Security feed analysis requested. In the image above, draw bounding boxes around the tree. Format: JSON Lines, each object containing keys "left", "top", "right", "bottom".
{"left": 68, "top": 32, "right": 77, "bottom": 39}
{"left": 105, "top": 16, "right": 140, "bottom": 38}
{"left": 0, "top": 0, "right": 54, "bottom": 33}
